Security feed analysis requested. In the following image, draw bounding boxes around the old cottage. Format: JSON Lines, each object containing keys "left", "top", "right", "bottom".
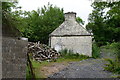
{"left": 49, "top": 12, "right": 92, "bottom": 56}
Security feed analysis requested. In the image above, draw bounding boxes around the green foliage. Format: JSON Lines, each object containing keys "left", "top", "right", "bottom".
{"left": 2, "top": 2, "right": 64, "bottom": 43}
{"left": 104, "top": 42, "right": 120, "bottom": 74}
{"left": 19, "top": 3, "right": 64, "bottom": 44}
{"left": 111, "top": 42, "right": 120, "bottom": 61}
{"left": 92, "top": 43, "right": 100, "bottom": 58}
{"left": 3, "top": 2, "right": 85, "bottom": 44}
{"left": 2, "top": 2, "right": 21, "bottom": 25}
{"left": 87, "top": 1, "right": 120, "bottom": 46}
{"left": 104, "top": 59, "right": 120, "bottom": 74}
{"left": 2, "top": 2, "right": 23, "bottom": 37}
{"left": 26, "top": 55, "right": 89, "bottom": 78}
{"left": 76, "top": 17, "right": 85, "bottom": 25}
{"left": 59, "top": 49, "right": 89, "bottom": 59}
{"left": 21, "top": 8, "right": 85, "bottom": 44}
{"left": 26, "top": 65, "right": 33, "bottom": 79}
{"left": 104, "top": 42, "right": 120, "bottom": 61}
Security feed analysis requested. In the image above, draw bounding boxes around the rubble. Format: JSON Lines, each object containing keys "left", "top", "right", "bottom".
{"left": 27, "top": 41, "right": 60, "bottom": 62}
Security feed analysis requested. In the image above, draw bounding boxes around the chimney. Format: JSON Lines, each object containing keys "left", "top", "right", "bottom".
{"left": 64, "top": 12, "right": 76, "bottom": 21}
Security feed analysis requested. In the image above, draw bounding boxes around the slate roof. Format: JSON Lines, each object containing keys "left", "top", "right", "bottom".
{"left": 50, "top": 12, "right": 92, "bottom": 36}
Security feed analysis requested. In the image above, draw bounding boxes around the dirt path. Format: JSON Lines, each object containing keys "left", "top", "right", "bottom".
{"left": 48, "top": 58, "right": 119, "bottom": 78}
{"left": 40, "top": 62, "right": 69, "bottom": 77}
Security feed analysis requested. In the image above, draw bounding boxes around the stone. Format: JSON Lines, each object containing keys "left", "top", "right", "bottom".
{"left": 1, "top": 37, "right": 27, "bottom": 78}
{"left": 49, "top": 12, "right": 93, "bottom": 56}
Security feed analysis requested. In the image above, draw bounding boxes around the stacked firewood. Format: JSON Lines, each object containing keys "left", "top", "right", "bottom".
{"left": 27, "top": 41, "right": 60, "bottom": 62}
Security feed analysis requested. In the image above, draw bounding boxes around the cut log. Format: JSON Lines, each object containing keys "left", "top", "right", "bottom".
{"left": 27, "top": 42, "right": 60, "bottom": 62}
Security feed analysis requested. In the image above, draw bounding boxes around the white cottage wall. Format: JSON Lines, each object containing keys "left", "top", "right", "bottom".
{"left": 51, "top": 36, "right": 92, "bottom": 57}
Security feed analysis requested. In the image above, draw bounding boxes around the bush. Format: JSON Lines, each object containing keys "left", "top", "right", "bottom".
{"left": 59, "top": 49, "right": 89, "bottom": 59}
{"left": 104, "top": 42, "right": 120, "bottom": 74}
{"left": 104, "top": 59, "right": 120, "bottom": 74}
{"left": 111, "top": 42, "right": 120, "bottom": 61}
{"left": 92, "top": 43, "right": 100, "bottom": 58}
{"left": 104, "top": 42, "right": 120, "bottom": 60}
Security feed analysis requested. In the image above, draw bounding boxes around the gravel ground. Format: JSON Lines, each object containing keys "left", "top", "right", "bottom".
{"left": 49, "top": 58, "right": 119, "bottom": 78}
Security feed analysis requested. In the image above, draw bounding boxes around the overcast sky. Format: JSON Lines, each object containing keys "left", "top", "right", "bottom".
{"left": 18, "top": 0, "right": 93, "bottom": 26}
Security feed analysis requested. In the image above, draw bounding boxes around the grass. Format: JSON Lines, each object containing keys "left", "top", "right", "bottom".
{"left": 104, "top": 58, "right": 120, "bottom": 74}
{"left": 111, "top": 75, "right": 120, "bottom": 78}
{"left": 26, "top": 64, "right": 33, "bottom": 79}
{"left": 32, "top": 60, "right": 49, "bottom": 78}
{"left": 59, "top": 49, "right": 89, "bottom": 59}
{"left": 26, "top": 59, "right": 50, "bottom": 79}
{"left": 26, "top": 49, "right": 89, "bottom": 78}
{"left": 31, "top": 57, "right": 89, "bottom": 78}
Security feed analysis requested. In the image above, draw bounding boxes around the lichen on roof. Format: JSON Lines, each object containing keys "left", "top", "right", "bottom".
{"left": 50, "top": 12, "right": 92, "bottom": 36}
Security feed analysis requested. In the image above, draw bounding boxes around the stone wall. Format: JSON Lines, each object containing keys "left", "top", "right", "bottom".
{"left": 2, "top": 37, "right": 27, "bottom": 78}
{"left": 64, "top": 12, "right": 76, "bottom": 21}
{"left": 0, "top": 2, "right": 2, "bottom": 79}
{"left": 50, "top": 36, "right": 92, "bottom": 57}
{"left": 0, "top": 35, "right": 2, "bottom": 80}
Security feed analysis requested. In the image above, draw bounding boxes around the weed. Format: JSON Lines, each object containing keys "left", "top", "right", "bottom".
{"left": 92, "top": 43, "right": 100, "bottom": 58}
{"left": 104, "top": 42, "right": 120, "bottom": 75}
{"left": 104, "top": 58, "right": 120, "bottom": 74}
{"left": 59, "top": 49, "right": 89, "bottom": 59}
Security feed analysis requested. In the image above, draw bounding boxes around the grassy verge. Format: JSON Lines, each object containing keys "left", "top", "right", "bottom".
{"left": 32, "top": 58, "right": 86, "bottom": 78}
{"left": 27, "top": 49, "right": 89, "bottom": 78}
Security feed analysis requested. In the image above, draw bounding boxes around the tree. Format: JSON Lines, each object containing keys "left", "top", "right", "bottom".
{"left": 20, "top": 3, "right": 64, "bottom": 44}
{"left": 2, "top": 2, "right": 22, "bottom": 37}
{"left": 76, "top": 17, "right": 85, "bottom": 25}
{"left": 3, "top": 2, "right": 85, "bottom": 44}
{"left": 86, "top": 1, "right": 120, "bottom": 46}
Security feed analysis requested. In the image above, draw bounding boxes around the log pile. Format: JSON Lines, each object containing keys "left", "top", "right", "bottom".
{"left": 27, "top": 42, "right": 60, "bottom": 62}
